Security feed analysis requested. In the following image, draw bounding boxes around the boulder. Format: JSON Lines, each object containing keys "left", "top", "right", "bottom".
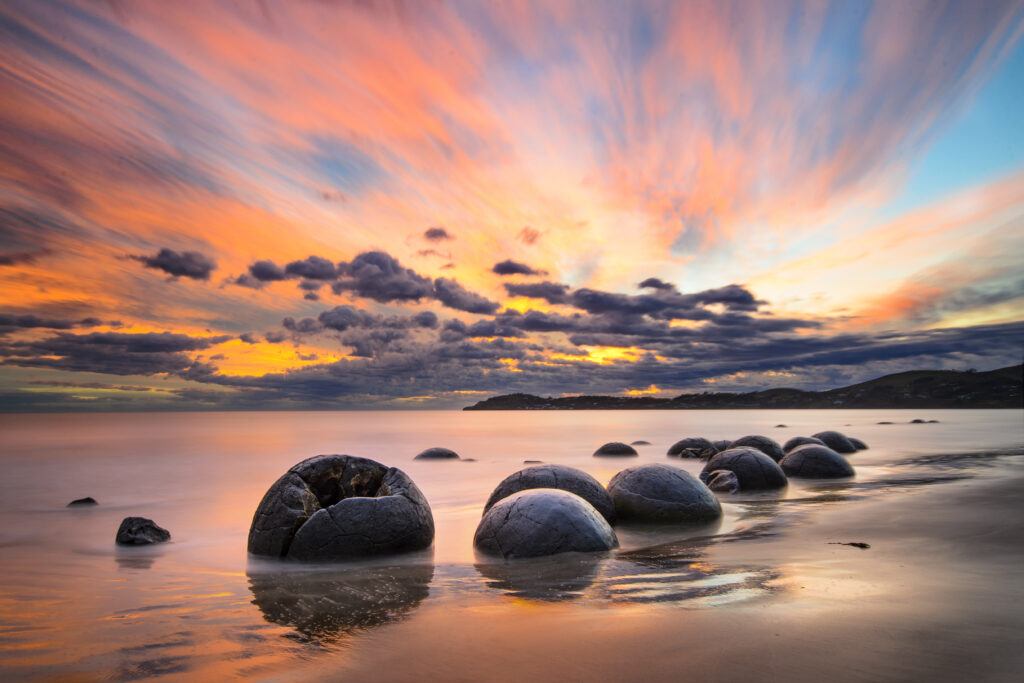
{"left": 474, "top": 489, "right": 617, "bottom": 559}
{"left": 483, "top": 464, "right": 616, "bottom": 524}
{"left": 700, "top": 447, "right": 788, "bottom": 491}
{"left": 729, "top": 435, "right": 785, "bottom": 462}
{"left": 608, "top": 464, "right": 722, "bottom": 522}
{"left": 779, "top": 444, "right": 855, "bottom": 479}
{"left": 849, "top": 437, "right": 868, "bottom": 450}
{"left": 593, "top": 442, "right": 638, "bottom": 457}
{"left": 712, "top": 440, "right": 732, "bottom": 452}
{"left": 248, "top": 454, "right": 434, "bottom": 561}
{"left": 783, "top": 436, "right": 826, "bottom": 453}
{"left": 67, "top": 496, "right": 98, "bottom": 507}
{"left": 877, "top": 421, "right": 893, "bottom": 425}
{"left": 523, "top": 459, "right": 543, "bottom": 464}
{"left": 811, "top": 430, "right": 857, "bottom": 454}
{"left": 667, "top": 437, "right": 717, "bottom": 458}
{"left": 116, "top": 517, "right": 170, "bottom": 545}
{"left": 630, "top": 440, "right": 651, "bottom": 446}
{"left": 705, "top": 470, "right": 740, "bottom": 493}
{"left": 414, "top": 447, "right": 460, "bottom": 460}
{"left": 910, "top": 419, "right": 925, "bottom": 424}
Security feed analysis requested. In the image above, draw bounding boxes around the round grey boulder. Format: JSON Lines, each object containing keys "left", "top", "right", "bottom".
{"left": 483, "top": 464, "right": 616, "bottom": 524}
{"left": 730, "top": 435, "right": 785, "bottom": 462}
{"left": 116, "top": 517, "right": 170, "bottom": 545}
{"left": 667, "top": 437, "right": 717, "bottom": 458}
{"left": 779, "top": 444, "right": 855, "bottom": 478}
{"left": 593, "top": 442, "right": 638, "bottom": 457}
{"left": 700, "top": 447, "right": 788, "bottom": 491}
{"left": 705, "top": 470, "right": 740, "bottom": 494}
{"left": 849, "top": 437, "right": 868, "bottom": 450}
{"left": 812, "top": 431, "right": 857, "bottom": 454}
{"left": 248, "top": 454, "right": 434, "bottom": 561}
{"left": 712, "top": 440, "right": 732, "bottom": 452}
{"left": 783, "top": 436, "right": 826, "bottom": 453}
{"left": 608, "top": 464, "right": 722, "bottom": 522}
{"left": 414, "top": 447, "right": 459, "bottom": 460}
{"left": 474, "top": 489, "right": 617, "bottom": 559}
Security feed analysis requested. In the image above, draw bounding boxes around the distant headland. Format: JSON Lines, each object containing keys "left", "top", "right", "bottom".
{"left": 464, "top": 365, "right": 1023, "bottom": 410}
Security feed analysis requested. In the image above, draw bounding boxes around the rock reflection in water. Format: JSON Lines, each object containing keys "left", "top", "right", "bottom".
{"left": 248, "top": 562, "right": 434, "bottom": 645}
{"left": 475, "top": 552, "right": 604, "bottom": 602}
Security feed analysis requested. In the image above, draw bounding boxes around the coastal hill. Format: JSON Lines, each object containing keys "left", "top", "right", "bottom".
{"left": 464, "top": 364, "right": 1023, "bottom": 410}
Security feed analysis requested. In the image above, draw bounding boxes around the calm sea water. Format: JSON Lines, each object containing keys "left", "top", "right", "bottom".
{"left": 0, "top": 409, "right": 1021, "bottom": 681}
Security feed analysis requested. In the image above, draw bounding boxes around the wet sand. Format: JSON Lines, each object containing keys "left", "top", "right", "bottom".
{"left": 0, "top": 410, "right": 1021, "bottom": 681}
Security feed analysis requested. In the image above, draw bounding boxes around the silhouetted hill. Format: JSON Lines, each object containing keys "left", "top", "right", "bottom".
{"left": 463, "top": 365, "right": 1023, "bottom": 410}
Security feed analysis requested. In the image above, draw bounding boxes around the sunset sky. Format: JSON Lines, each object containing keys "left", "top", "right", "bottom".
{"left": 1, "top": 0, "right": 1023, "bottom": 410}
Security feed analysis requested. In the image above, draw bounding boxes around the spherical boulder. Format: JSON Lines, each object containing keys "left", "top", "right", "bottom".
{"left": 630, "top": 440, "right": 651, "bottom": 446}
{"left": 700, "top": 447, "right": 788, "bottom": 491}
{"left": 248, "top": 455, "right": 434, "bottom": 561}
{"left": 609, "top": 464, "right": 722, "bottom": 522}
{"left": 783, "top": 436, "right": 826, "bottom": 453}
{"left": 729, "top": 435, "right": 785, "bottom": 462}
{"left": 811, "top": 431, "right": 857, "bottom": 454}
{"left": 414, "top": 447, "right": 460, "bottom": 460}
{"left": 705, "top": 470, "right": 740, "bottom": 494}
{"left": 483, "top": 464, "right": 616, "bottom": 524}
{"left": 474, "top": 489, "right": 617, "bottom": 559}
{"left": 712, "top": 440, "right": 732, "bottom": 452}
{"left": 779, "top": 444, "right": 855, "bottom": 478}
{"left": 667, "top": 437, "right": 717, "bottom": 458}
{"left": 116, "top": 517, "right": 170, "bottom": 545}
{"left": 593, "top": 442, "right": 638, "bottom": 457}
{"left": 849, "top": 437, "right": 868, "bottom": 450}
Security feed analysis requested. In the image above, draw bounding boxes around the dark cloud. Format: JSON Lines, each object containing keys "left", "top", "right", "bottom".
{"left": 264, "top": 331, "right": 288, "bottom": 343}
{"left": 285, "top": 256, "right": 339, "bottom": 280}
{"left": 0, "top": 314, "right": 104, "bottom": 331}
{"left": 0, "top": 251, "right": 40, "bottom": 266}
{"left": 239, "top": 333, "right": 259, "bottom": 344}
{"left": 492, "top": 259, "right": 546, "bottom": 276}
{"left": 504, "top": 281, "right": 571, "bottom": 304}
{"left": 132, "top": 248, "right": 216, "bottom": 280}
{"left": 303, "top": 291, "right": 320, "bottom": 301}
{"left": 282, "top": 317, "right": 322, "bottom": 334}
{"left": 248, "top": 260, "right": 288, "bottom": 282}
{"left": 434, "top": 277, "right": 500, "bottom": 314}
{"left": 333, "top": 251, "right": 435, "bottom": 302}
{"left": 424, "top": 226, "right": 453, "bottom": 241}
{"left": 639, "top": 277, "right": 676, "bottom": 291}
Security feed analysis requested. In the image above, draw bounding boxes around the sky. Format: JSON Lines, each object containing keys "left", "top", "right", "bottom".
{"left": 1, "top": 0, "right": 1023, "bottom": 411}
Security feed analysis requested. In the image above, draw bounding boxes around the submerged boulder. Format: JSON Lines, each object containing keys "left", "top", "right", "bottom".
{"left": 779, "top": 444, "right": 855, "bottom": 479}
{"left": 783, "top": 436, "right": 826, "bottom": 453}
{"left": 474, "top": 489, "right": 617, "bottom": 559}
{"left": 667, "top": 437, "right": 717, "bottom": 459}
{"left": 414, "top": 447, "right": 460, "bottom": 460}
{"left": 700, "top": 447, "right": 788, "bottom": 491}
{"left": 630, "top": 440, "right": 651, "bottom": 446}
{"left": 483, "top": 464, "right": 616, "bottom": 524}
{"left": 729, "top": 435, "right": 785, "bottom": 462}
{"left": 248, "top": 455, "right": 434, "bottom": 561}
{"left": 116, "top": 517, "right": 170, "bottom": 545}
{"left": 849, "top": 437, "right": 868, "bottom": 450}
{"left": 593, "top": 442, "right": 638, "bottom": 457}
{"left": 67, "top": 496, "right": 98, "bottom": 507}
{"left": 811, "top": 430, "right": 857, "bottom": 454}
{"left": 705, "top": 470, "right": 740, "bottom": 494}
{"left": 608, "top": 464, "right": 721, "bottom": 522}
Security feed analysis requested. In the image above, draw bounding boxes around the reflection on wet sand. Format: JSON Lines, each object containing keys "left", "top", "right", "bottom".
{"left": 248, "top": 563, "right": 434, "bottom": 646}
{"left": 115, "top": 547, "right": 164, "bottom": 570}
{"left": 475, "top": 552, "right": 604, "bottom": 601}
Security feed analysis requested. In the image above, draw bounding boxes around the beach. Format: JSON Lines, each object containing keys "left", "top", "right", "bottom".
{"left": 0, "top": 409, "right": 1021, "bottom": 681}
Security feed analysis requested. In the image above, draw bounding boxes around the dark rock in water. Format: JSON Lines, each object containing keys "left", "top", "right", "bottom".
{"left": 927, "top": 420, "right": 940, "bottom": 424}
{"left": 700, "top": 447, "right": 788, "bottom": 491}
{"left": 248, "top": 454, "right": 434, "bottom": 561}
{"left": 667, "top": 437, "right": 717, "bottom": 458}
{"left": 593, "top": 442, "right": 638, "bottom": 457}
{"left": 877, "top": 421, "right": 894, "bottom": 425}
{"left": 783, "top": 436, "right": 825, "bottom": 453}
{"left": 461, "top": 458, "right": 478, "bottom": 462}
{"left": 849, "top": 437, "right": 868, "bottom": 450}
{"left": 67, "top": 497, "right": 98, "bottom": 507}
{"left": 608, "top": 464, "right": 721, "bottom": 523}
{"left": 414, "top": 447, "right": 460, "bottom": 460}
{"left": 829, "top": 541, "right": 870, "bottom": 549}
{"left": 910, "top": 419, "right": 926, "bottom": 424}
{"left": 712, "top": 440, "right": 732, "bottom": 452}
{"left": 779, "top": 444, "right": 855, "bottom": 479}
{"left": 811, "top": 430, "right": 857, "bottom": 454}
{"left": 484, "top": 464, "right": 616, "bottom": 524}
{"left": 116, "top": 517, "right": 170, "bottom": 545}
{"left": 705, "top": 470, "right": 740, "bottom": 494}
{"left": 474, "top": 489, "right": 617, "bottom": 559}
{"left": 630, "top": 440, "right": 651, "bottom": 446}
{"left": 523, "top": 459, "right": 543, "bottom": 464}
{"left": 775, "top": 424, "right": 787, "bottom": 428}
{"left": 729, "top": 435, "right": 785, "bottom": 462}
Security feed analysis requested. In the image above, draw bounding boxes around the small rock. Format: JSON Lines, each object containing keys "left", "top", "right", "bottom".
{"left": 523, "top": 459, "right": 543, "bottom": 464}
{"left": 877, "top": 421, "right": 893, "bottom": 425}
{"left": 593, "top": 442, "right": 638, "bottom": 457}
{"left": 116, "top": 517, "right": 170, "bottom": 545}
{"left": 415, "top": 447, "right": 460, "bottom": 460}
{"left": 828, "top": 542, "right": 870, "bottom": 549}
{"left": 461, "top": 458, "right": 478, "bottom": 462}
{"left": 927, "top": 420, "right": 940, "bottom": 424}
{"left": 67, "top": 497, "right": 98, "bottom": 507}
{"left": 910, "top": 419, "right": 926, "bottom": 424}
{"left": 630, "top": 440, "right": 651, "bottom": 446}
{"left": 705, "top": 470, "right": 740, "bottom": 494}
{"left": 775, "top": 424, "right": 787, "bottom": 428}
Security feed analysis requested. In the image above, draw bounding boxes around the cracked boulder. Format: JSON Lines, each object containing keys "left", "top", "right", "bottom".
{"left": 483, "top": 464, "right": 616, "bottom": 524}
{"left": 608, "top": 464, "right": 722, "bottom": 522}
{"left": 700, "top": 447, "right": 788, "bottom": 491}
{"left": 779, "top": 444, "right": 855, "bottom": 478}
{"left": 474, "top": 489, "right": 617, "bottom": 559}
{"left": 667, "top": 437, "right": 718, "bottom": 458}
{"left": 812, "top": 431, "right": 857, "bottom": 454}
{"left": 248, "top": 455, "right": 434, "bottom": 561}
{"left": 783, "top": 436, "right": 826, "bottom": 453}
{"left": 116, "top": 517, "right": 170, "bottom": 545}
{"left": 705, "top": 469, "right": 740, "bottom": 494}
{"left": 729, "top": 435, "right": 785, "bottom": 462}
